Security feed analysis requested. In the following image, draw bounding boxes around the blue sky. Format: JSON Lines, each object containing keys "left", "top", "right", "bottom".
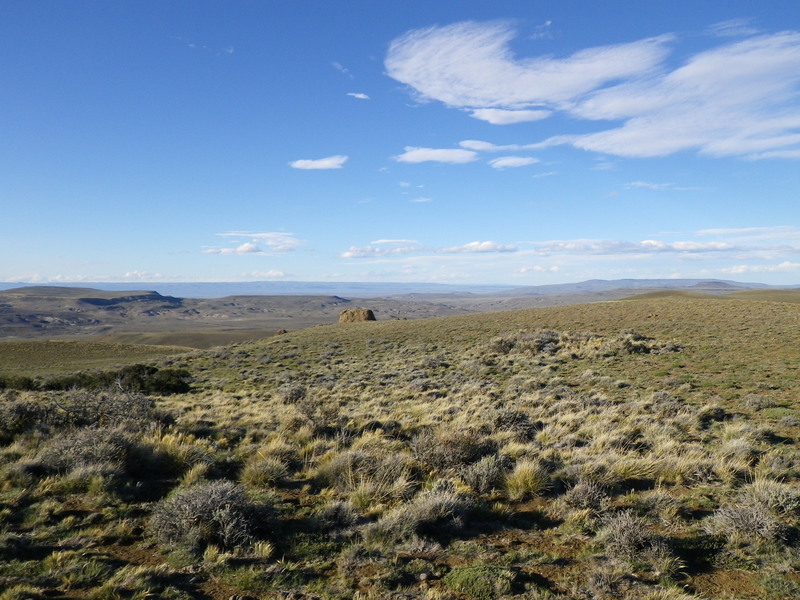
{"left": 2, "top": 0, "right": 799, "bottom": 286}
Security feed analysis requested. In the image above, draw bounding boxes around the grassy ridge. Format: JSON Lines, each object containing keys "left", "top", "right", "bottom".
{"left": 0, "top": 339, "right": 189, "bottom": 376}
{"left": 98, "top": 330, "right": 282, "bottom": 349}
{"left": 225, "top": 295, "right": 799, "bottom": 405}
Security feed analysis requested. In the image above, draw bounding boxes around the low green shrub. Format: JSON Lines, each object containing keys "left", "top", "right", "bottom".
{"left": 443, "top": 565, "right": 516, "bottom": 600}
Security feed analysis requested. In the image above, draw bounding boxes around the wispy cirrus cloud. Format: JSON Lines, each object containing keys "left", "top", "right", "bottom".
{"left": 371, "top": 238, "right": 419, "bottom": 245}
{"left": 531, "top": 239, "right": 736, "bottom": 256}
{"left": 347, "top": 92, "right": 370, "bottom": 100}
{"left": 393, "top": 146, "right": 477, "bottom": 164}
{"left": 386, "top": 21, "right": 800, "bottom": 160}
{"left": 622, "top": 181, "right": 708, "bottom": 192}
{"left": 439, "top": 241, "right": 518, "bottom": 253}
{"left": 488, "top": 156, "right": 539, "bottom": 169}
{"left": 706, "top": 18, "right": 760, "bottom": 38}
{"left": 340, "top": 239, "right": 518, "bottom": 258}
{"left": 289, "top": 155, "right": 348, "bottom": 169}
{"left": 386, "top": 21, "right": 671, "bottom": 109}
{"left": 624, "top": 181, "right": 675, "bottom": 191}
{"left": 519, "top": 265, "right": 561, "bottom": 273}
{"left": 247, "top": 270, "right": 286, "bottom": 278}
{"left": 340, "top": 243, "right": 425, "bottom": 259}
{"left": 697, "top": 226, "right": 797, "bottom": 238}
{"left": 721, "top": 261, "right": 800, "bottom": 274}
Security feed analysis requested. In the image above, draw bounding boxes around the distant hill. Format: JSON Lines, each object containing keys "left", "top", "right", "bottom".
{"left": 0, "top": 278, "right": 789, "bottom": 299}
{"left": 1, "top": 279, "right": 797, "bottom": 346}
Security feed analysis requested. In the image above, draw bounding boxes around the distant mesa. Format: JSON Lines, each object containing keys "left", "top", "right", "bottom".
{"left": 338, "top": 308, "right": 376, "bottom": 323}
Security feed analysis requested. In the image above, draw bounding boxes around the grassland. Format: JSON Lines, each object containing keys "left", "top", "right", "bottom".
{"left": 0, "top": 340, "right": 190, "bottom": 377}
{"left": 1, "top": 295, "right": 799, "bottom": 600}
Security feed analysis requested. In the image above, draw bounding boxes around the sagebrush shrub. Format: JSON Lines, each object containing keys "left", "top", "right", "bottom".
{"left": 149, "top": 480, "right": 269, "bottom": 553}
{"left": 707, "top": 502, "right": 787, "bottom": 545}
{"left": 363, "top": 484, "right": 476, "bottom": 546}
{"left": 411, "top": 429, "right": 495, "bottom": 472}
{"left": 317, "top": 499, "right": 362, "bottom": 530}
{"left": 461, "top": 455, "right": 508, "bottom": 495}
{"left": 34, "top": 427, "right": 132, "bottom": 475}
{"left": 598, "top": 510, "right": 657, "bottom": 562}
{"left": 739, "top": 479, "right": 800, "bottom": 517}
{"left": 562, "top": 480, "right": 608, "bottom": 512}
{"left": 493, "top": 409, "right": 542, "bottom": 441}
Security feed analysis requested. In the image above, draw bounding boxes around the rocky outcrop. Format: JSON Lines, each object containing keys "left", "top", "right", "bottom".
{"left": 338, "top": 308, "right": 376, "bottom": 323}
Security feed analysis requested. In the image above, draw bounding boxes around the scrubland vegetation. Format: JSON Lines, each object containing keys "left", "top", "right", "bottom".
{"left": 2, "top": 295, "right": 800, "bottom": 599}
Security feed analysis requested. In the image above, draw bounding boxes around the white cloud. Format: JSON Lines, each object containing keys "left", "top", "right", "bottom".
{"left": 625, "top": 181, "right": 674, "bottom": 190}
{"left": 347, "top": 92, "right": 370, "bottom": 100}
{"left": 721, "top": 261, "right": 800, "bottom": 274}
{"left": 332, "top": 61, "right": 352, "bottom": 78}
{"left": 203, "top": 242, "right": 262, "bottom": 255}
{"left": 393, "top": 146, "right": 477, "bottom": 164}
{"left": 410, "top": 196, "right": 433, "bottom": 203}
{"left": 747, "top": 149, "right": 800, "bottom": 160}
{"left": 386, "top": 21, "right": 800, "bottom": 160}
{"left": 460, "top": 139, "right": 509, "bottom": 152}
{"left": 459, "top": 139, "right": 546, "bottom": 153}
{"left": 289, "top": 155, "right": 348, "bottom": 169}
{"left": 248, "top": 270, "right": 286, "bottom": 278}
{"left": 206, "top": 232, "right": 302, "bottom": 255}
{"left": 531, "top": 239, "right": 736, "bottom": 256}
{"left": 340, "top": 244, "right": 424, "bottom": 258}
{"left": 385, "top": 21, "right": 672, "bottom": 108}
{"left": 707, "top": 18, "right": 760, "bottom": 38}
{"left": 697, "top": 226, "right": 797, "bottom": 239}
{"left": 371, "top": 238, "right": 419, "bottom": 245}
{"left": 563, "top": 32, "right": 800, "bottom": 158}
{"left": 439, "top": 241, "right": 518, "bottom": 253}
{"left": 469, "top": 108, "right": 551, "bottom": 124}
{"left": 488, "top": 156, "right": 539, "bottom": 169}
{"left": 519, "top": 265, "right": 561, "bottom": 273}
{"left": 244, "top": 233, "right": 302, "bottom": 252}
{"left": 123, "top": 270, "right": 164, "bottom": 280}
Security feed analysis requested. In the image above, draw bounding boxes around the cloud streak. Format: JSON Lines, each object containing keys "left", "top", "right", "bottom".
{"left": 386, "top": 21, "right": 671, "bottom": 108}
{"left": 439, "top": 241, "right": 518, "bottom": 253}
{"left": 290, "top": 155, "right": 349, "bottom": 169}
{"left": 488, "top": 156, "right": 539, "bottom": 169}
{"left": 386, "top": 21, "right": 800, "bottom": 160}
{"left": 205, "top": 232, "right": 302, "bottom": 255}
{"left": 393, "top": 146, "right": 477, "bottom": 164}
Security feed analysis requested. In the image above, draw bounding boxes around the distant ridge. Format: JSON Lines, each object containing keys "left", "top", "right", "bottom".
{"left": 0, "top": 281, "right": 512, "bottom": 298}
{"left": 0, "top": 278, "right": 792, "bottom": 299}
